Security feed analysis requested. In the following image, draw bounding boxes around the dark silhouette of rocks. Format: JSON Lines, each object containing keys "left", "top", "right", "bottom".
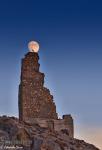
{"left": 0, "top": 116, "right": 100, "bottom": 150}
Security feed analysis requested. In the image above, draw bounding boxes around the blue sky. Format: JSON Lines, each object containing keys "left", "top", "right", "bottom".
{"left": 0, "top": 0, "right": 102, "bottom": 148}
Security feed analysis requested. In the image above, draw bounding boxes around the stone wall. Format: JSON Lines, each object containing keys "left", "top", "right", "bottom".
{"left": 18, "top": 52, "right": 58, "bottom": 121}
{"left": 24, "top": 114, "right": 74, "bottom": 138}
{"left": 54, "top": 115, "right": 74, "bottom": 137}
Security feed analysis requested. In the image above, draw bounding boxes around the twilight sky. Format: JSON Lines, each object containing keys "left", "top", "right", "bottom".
{"left": 0, "top": 0, "right": 102, "bottom": 149}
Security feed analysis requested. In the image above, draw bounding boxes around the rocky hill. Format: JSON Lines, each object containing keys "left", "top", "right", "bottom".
{"left": 0, "top": 116, "right": 100, "bottom": 150}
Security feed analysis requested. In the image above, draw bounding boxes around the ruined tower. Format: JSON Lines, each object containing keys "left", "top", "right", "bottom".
{"left": 18, "top": 41, "right": 58, "bottom": 121}
{"left": 18, "top": 41, "right": 74, "bottom": 138}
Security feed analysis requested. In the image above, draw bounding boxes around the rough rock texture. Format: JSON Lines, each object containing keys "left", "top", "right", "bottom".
{"left": 0, "top": 116, "right": 100, "bottom": 150}
{"left": 23, "top": 114, "right": 74, "bottom": 138}
{"left": 18, "top": 52, "right": 58, "bottom": 121}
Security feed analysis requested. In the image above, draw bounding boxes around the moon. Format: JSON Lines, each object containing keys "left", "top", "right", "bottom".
{"left": 28, "top": 41, "right": 39, "bottom": 53}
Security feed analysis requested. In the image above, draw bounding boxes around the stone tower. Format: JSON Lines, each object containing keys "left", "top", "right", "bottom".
{"left": 18, "top": 48, "right": 58, "bottom": 121}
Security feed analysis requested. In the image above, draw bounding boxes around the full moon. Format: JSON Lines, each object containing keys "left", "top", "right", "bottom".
{"left": 28, "top": 41, "right": 39, "bottom": 53}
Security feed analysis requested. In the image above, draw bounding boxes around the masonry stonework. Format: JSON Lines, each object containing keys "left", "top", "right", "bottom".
{"left": 18, "top": 51, "right": 74, "bottom": 138}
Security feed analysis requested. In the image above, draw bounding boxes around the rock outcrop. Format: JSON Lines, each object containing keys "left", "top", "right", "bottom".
{"left": 0, "top": 116, "right": 100, "bottom": 150}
